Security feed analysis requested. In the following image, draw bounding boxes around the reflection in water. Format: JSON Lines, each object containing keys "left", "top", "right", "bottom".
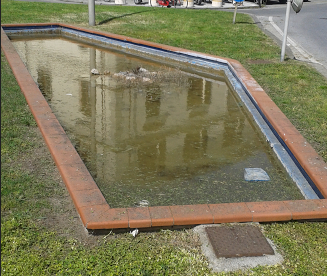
{"left": 37, "top": 67, "right": 52, "bottom": 100}
{"left": 90, "top": 48, "right": 97, "bottom": 178}
{"left": 12, "top": 37, "right": 304, "bottom": 207}
{"left": 222, "top": 92, "right": 245, "bottom": 150}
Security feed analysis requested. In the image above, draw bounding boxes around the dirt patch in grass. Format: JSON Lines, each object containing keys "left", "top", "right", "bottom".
{"left": 15, "top": 126, "right": 103, "bottom": 247}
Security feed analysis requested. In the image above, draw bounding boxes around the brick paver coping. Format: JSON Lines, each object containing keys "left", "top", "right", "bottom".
{"left": 2, "top": 23, "right": 327, "bottom": 230}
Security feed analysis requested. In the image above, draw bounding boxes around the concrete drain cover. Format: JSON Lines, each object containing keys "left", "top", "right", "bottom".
{"left": 205, "top": 225, "right": 274, "bottom": 258}
{"left": 194, "top": 224, "right": 283, "bottom": 273}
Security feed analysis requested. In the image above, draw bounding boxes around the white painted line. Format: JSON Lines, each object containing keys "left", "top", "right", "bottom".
{"left": 268, "top": 16, "right": 322, "bottom": 65}
{"left": 268, "top": 16, "right": 284, "bottom": 37}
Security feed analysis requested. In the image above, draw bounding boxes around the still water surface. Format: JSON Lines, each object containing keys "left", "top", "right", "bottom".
{"left": 12, "top": 37, "right": 304, "bottom": 207}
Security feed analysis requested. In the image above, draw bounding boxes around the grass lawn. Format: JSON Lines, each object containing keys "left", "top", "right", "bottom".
{"left": 1, "top": 0, "right": 327, "bottom": 275}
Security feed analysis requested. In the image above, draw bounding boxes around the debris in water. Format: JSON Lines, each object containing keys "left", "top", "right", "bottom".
{"left": 138, "top": 67, "right": 148, "bottom": 73}
{"left": 111, "top": 66, "right": 188, "bottom": 86}
{"left": 142, "top": 77, "right": 151, "bottom": 82}
{"left": 244, "top": 168, "right": 270, "bottom": 181}
{"left": 91, "top": 68, "right": 99, "bottom": 75}
{"left": 125, "top": 76, "right": 136, "bottom": 81}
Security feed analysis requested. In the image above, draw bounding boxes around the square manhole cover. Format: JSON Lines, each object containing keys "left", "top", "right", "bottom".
{"left": 205, "top": 225, "right": 274, "bottom": 258}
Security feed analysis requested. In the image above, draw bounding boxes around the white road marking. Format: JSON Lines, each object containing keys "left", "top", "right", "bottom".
{"left": 268, "top": 16, "right": 323, "bottom": 65}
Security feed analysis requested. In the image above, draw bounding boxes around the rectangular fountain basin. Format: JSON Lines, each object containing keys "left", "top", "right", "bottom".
{"left": 2, "top": 23, "right": 326, "bottom": 230}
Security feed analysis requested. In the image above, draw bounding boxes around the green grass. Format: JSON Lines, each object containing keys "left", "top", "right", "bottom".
{"left": 2, "top": 216, "right": 210, "bottom": 275}
{"left": 1, "top": 0, "right": 327, "bottom": 275}
{"left": 248, "top": 62, "right": 327, "bottom": 160}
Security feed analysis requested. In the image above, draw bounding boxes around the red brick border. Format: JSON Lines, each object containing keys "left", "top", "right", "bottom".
{"left": 2, "top": 23, "right": 327, "bottom": 230}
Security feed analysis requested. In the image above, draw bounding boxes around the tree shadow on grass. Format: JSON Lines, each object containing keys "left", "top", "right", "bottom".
{"left": 98, "top": 10, "right": 152, "bottom": 25}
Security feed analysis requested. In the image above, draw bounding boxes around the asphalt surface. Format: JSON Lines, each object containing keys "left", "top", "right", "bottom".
{"left": 241, "top": 0, "right": 327, "bottom": 78}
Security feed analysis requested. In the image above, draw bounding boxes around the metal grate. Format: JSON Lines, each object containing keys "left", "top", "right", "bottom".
{"left": 205, "top": 225, "right": 275, "bottom": 258}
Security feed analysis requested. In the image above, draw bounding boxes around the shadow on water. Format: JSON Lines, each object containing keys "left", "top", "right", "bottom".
{"left": 98, "top": 10, "right": 153, "bottom": 25}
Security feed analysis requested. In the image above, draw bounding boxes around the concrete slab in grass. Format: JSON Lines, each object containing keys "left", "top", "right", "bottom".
{"left": 194, "top": 224, "right": 283, "bottom": 273}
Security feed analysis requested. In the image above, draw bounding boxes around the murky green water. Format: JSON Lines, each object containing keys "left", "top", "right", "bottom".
{"left": 12, "top": 37, "right": 304, "bottom": 207}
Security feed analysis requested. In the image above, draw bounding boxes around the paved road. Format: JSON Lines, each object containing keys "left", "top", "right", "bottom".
{"left": 241, "top": 0, "right": 327, "bottom": 78}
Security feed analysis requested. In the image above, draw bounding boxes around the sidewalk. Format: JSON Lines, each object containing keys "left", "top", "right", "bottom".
{"left": 59, "top": 0, "right": 259, "bottom": 9}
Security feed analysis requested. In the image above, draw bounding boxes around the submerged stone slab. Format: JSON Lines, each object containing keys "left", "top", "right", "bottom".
{"left": 244, "top": 168, "right": 270, "bottom": 181}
